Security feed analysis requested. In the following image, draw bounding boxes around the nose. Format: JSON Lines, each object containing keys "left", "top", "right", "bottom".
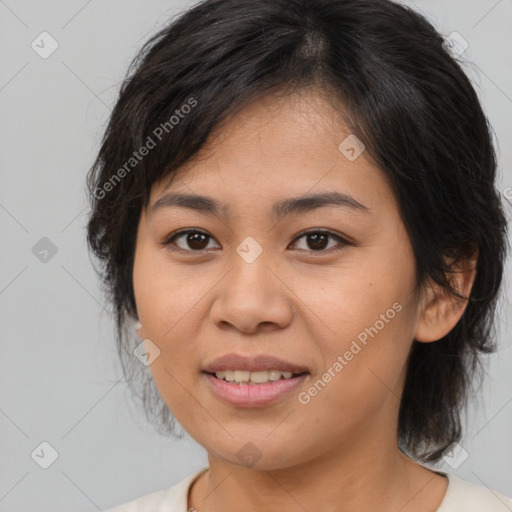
{"left": 208, "top": 245, "right": 294, "bottom": 334}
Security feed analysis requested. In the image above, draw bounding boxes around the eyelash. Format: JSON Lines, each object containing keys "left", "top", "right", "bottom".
{"left": 160, "top": 228, "right": 351, "bottom": 255}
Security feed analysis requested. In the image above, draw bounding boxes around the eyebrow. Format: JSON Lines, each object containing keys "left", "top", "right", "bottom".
{"left": 151, "top": 191, "right": 370, "bottom": 219}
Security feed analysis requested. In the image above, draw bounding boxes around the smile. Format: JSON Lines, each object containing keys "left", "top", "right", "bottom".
{"left": 213, "top": 369, "right": 304, "bottom": 384}
{"left": 203, "top": 371, "right": 309, "bottom": 407}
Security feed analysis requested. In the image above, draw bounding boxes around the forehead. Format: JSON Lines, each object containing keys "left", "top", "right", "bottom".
{"left": 148, "top": 88, "right": 395, "bottom": 217}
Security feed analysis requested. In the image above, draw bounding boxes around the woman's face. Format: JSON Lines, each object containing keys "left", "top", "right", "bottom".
{"left": 133, "top": 89, "right": 426, "bottom": 470}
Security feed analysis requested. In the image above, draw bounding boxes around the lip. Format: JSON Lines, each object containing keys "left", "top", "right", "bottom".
{"left": 203, "top": 372, "right": 309, "bottom": 408}
{"left": 202, "top": 353, "right": 310, "bottom": 374}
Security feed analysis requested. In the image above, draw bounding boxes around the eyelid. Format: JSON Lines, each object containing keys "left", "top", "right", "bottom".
{"left": 160, "top": 228, "right": 353, "bottom": 254}
{"left": 289, "top": 229, "right": 352, "bottom": 254}
{"left": 161, "top": 228, "right": 219, "bottom": 251}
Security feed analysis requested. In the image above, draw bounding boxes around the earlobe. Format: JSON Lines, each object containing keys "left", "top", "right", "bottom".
{"left": 135, "top": 320, "right": 144, "bottom": 338}
{"left": 414, "top": 249, "right": 478, "bottom": 343}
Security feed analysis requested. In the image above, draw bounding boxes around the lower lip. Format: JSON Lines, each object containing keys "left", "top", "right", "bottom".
{"left": 203, "top": 372, "right": 309, "bottom": 408}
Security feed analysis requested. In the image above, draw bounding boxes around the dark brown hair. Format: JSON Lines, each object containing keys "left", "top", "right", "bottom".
{"left": 86, "top": 0, "right": 508, "bottom": 462}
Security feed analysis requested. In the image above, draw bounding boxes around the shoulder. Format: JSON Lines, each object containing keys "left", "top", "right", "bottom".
{"left": 437, "top": 473, "right": 512, "bottom": 512}
{"left": 104, "top": 467, "right": 208, "bottom": 512}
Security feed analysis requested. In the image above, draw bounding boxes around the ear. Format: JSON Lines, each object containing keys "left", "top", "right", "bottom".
{"left": 414, "top": 247, "right": 478, "bottom": 343}
{"left": 135, "top": 320, "right": 146, "bottom": 339}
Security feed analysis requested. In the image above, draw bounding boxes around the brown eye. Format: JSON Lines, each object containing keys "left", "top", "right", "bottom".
{"left": 161, "top": 228, "right": 350, "bottom": 255}
{"left": 290, "top": 230, "right": 349, "bottom": 253}
{"left": 305, "top": 233, "right": 329, "bottom": 250}
{"left": 163, "top": 230, "right": 219, "bottom": 251}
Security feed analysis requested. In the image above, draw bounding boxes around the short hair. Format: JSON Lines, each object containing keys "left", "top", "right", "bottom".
{"left": 86, "top": 0, "right": 509, "bottom": 462}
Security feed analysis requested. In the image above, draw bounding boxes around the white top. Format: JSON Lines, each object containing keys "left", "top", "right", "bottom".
{"left": 105, "top": 466, "right": 512, "bottom": 512}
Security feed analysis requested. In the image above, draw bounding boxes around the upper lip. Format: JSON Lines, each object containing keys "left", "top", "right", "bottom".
{"left": 202, "top": 353, "right": 310, "bottom": 374}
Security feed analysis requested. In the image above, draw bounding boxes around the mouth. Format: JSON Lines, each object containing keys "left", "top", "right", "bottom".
{"left": 202, "top": 369, "right": 310, "bottom": 408}
{"left": 201, "top": 353, "right": 310, "bottom": 407}
{"left": 202, "top": 352, "right": 310, "bottom": 375}
{"left": 204, "top": 369, "right": 309, "bottom": 385}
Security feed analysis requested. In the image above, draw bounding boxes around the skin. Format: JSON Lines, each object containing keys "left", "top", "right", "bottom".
{"left": 132, "top": 87, "right": 477, "bottom": 512}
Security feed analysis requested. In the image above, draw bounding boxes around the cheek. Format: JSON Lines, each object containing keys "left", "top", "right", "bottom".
{"left": 304, "top": 265, "right": 416, "bottom": 412}
{"left": 133, "top": 242, "right": 198, "bottom": 337}
{"left": 132, "top": 248, "right": 200, "bottom": 418}
{"left": 309, "top": 270, "right": 414, "bottom": 352}
{"left": 132, "top": 246, "right": 163, "bottom": 333}
{"left": 295, "top": 312, "right": 413, "bottom": 445}
{"left": 132, "top": 242, "right": 210, "bottom": 392}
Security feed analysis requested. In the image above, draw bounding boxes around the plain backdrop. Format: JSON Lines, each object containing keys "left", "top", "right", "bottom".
{"left": 1, "top": 1, "right": 511, "bottom": 511}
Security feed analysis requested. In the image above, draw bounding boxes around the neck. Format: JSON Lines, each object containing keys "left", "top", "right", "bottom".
{"left": 189, "top": 424, "right": 446, "bottom": 512}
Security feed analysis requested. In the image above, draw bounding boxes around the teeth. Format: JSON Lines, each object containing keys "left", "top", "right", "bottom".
{"left": 214, "top": 369, "right": 296, "bottom": 384}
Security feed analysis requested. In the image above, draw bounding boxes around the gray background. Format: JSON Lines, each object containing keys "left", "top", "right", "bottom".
{"left": 1, "top": 1, "right": 511, "bottom": 511}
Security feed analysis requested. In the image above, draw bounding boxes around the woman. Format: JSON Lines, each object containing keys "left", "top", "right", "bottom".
{"left": 86, "top": 0, "right": 512, "bottom": 510}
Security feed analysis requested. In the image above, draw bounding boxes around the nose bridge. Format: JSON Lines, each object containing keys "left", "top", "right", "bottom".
{"left": 235, "top": 234, "right": 266, "bottom": 266}
{"left": 227, "top": 233, "right": 274, "bottom": 294}
{"left": 209, "top": 233, "right": 293, "bottom": 332}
